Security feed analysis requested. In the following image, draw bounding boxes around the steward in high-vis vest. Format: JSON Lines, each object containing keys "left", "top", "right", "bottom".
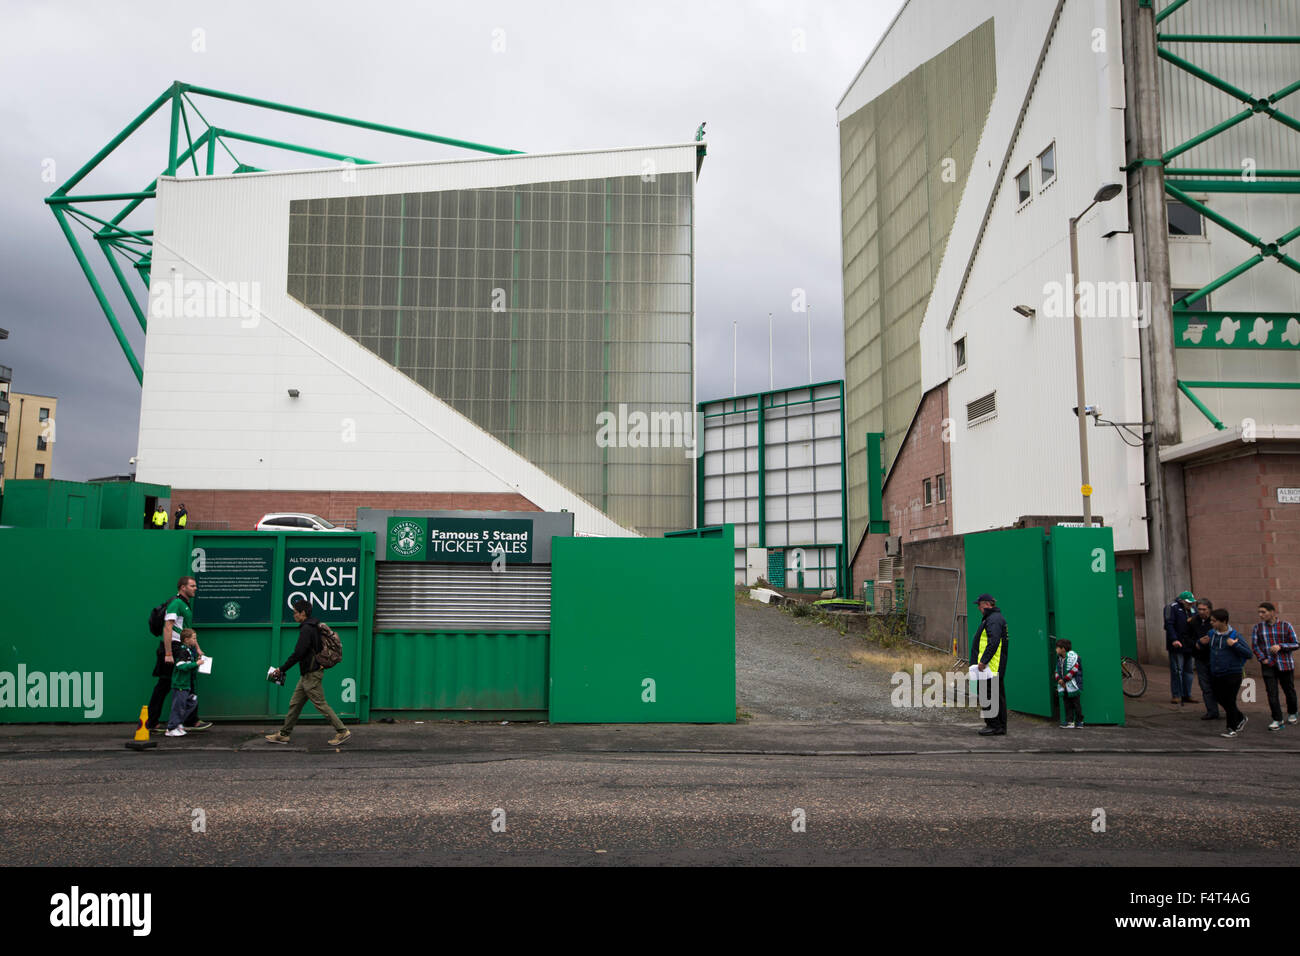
{"left": 174, "top": 504, "right": 188, "bottom": 530}
{"left": 973, "top": 593, "right": 1009, "bottom": 736}
{"left": 151, "top": 506, "right": 169, "bottom": 530}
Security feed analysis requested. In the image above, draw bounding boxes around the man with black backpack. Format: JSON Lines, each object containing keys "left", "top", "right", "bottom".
{"left": 264, "top": 598, "right": 350, "bottom": 746}
{"left": 146, "top": 576, "right": 213, "bottom": 733}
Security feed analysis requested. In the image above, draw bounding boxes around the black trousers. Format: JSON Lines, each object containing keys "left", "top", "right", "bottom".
{"left": 1261, "top": 666, "right": 1297, "bottom": 722}
{"left": 1060, "top": 692, "right": 1084, "bottom": 724}
{"left": 981, "top": 674, "right": 1007, "bottom": 731}
{"left": 1211, "top": 673, "right": 1244, "bottom": 730}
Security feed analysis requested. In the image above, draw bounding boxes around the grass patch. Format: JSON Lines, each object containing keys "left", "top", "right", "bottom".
{"left": 850, "top": 646, "right": 958, "bottom": 674}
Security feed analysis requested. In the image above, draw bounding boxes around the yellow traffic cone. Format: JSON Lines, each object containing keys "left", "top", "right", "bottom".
{"left": 125, "top": 704, "right": 157, "bottom": 751}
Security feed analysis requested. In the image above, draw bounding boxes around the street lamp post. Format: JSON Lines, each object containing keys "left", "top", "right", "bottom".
{"left": 1069, "top": 182, "right": 1124, "bottom": 526}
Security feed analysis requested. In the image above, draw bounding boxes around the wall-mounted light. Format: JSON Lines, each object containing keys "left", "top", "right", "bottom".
{"left": 1012, "top": 304, "right": 1036, "bottom": 318}
{"left": 287, "top": 388, "right": 300, "bottom": 398}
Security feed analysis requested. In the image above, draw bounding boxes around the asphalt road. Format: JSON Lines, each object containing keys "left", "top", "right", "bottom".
{"left": 2, "top": 744, "right": 1297, "bottom": 866}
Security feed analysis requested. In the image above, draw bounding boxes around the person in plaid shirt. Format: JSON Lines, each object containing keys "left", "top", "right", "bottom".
{"left": 1252, "top": 602, "right": 1299, "bottom": 731}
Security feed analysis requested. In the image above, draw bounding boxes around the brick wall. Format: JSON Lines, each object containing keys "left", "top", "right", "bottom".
{"left": 1184, "top": 450, "right": 1300, "bottom": 624}
{"left": 851, "top": 384, "right": 952, "bottom": 587}
{"left": 170, "top": 489, "right": 540, "bottom": 531}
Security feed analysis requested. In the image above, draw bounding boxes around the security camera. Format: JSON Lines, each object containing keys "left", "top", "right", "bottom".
{"left": 1071, "top": 405, "right": 1102, "bottom": 419}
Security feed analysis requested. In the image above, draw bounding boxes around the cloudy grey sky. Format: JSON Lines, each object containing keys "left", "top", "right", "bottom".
{"left": 0, "top": 0, "right": 902, "bottom": 481}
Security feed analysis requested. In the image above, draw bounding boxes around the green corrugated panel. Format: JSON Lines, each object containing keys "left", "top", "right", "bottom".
{"left": 371, "top": 632, "right": 548, "bottom": 711}
{"left": 964, "top": 528, "right": 1053, "bottom": 718}
{"left": 1048, "top": 527, "right": 1125, "bottom": 726}
{"left": 550, "top": 535, "right": 735, "bottom": 723}
{"left": 98, "top": 481, "right": 171, "bottom": 529}
{"left": 0, "top": 528, "right": 190, "bottom": 721}
{"left": 0, "top": 479, "right": 102, "bottom": 529}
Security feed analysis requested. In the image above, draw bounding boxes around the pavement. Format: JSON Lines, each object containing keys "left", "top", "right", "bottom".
{"left": 2, "top": 692, "right": 1296, "bottom": 756}
{"left": 4, "top": 599, "right": 1290, "bottom": 755}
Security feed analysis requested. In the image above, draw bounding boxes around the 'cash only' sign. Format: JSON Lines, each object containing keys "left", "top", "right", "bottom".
{"left": 387, "top": 517, "right": 533, "bottom": 564}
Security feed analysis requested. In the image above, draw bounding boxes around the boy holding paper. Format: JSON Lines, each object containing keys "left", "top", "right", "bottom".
{"left": 165, "top": 629, "right": 204, "bottom": 737}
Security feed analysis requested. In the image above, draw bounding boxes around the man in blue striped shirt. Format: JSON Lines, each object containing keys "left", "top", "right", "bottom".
{"left": 1251, "top": 602, "right": 1298, "bottom": 731}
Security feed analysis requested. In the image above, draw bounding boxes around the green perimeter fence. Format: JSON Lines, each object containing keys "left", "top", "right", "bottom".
{"left": 0, "top": 529, "right": 373, "bottom": 724}
{"left": 0, "top": 527, "right": 735, "bottom": 724}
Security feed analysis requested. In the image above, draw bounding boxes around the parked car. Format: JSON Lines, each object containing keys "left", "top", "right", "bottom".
{"left": 255, "top": 512, "right": 350, "bottom": 532}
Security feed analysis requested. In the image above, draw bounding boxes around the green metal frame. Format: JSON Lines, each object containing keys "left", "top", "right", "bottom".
{"left": 1176, "top": 381, "right": 1300, "bottom": 431}
{"left": 1144, "top": 3, "right": 1300, "bottom": 429}
{"left": 696, "top": 380, "right": 851, "bottom": 595}
{"left": 45, "top": 81, "right": 523, "bottom": 384}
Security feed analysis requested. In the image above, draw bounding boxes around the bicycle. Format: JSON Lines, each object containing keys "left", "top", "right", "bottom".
{"left": 1121, "top": 656, "right": 1147, "bottom": 698}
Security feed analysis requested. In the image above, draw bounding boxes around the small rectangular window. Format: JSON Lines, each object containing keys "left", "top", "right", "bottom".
{"left": 937, "top": 474, "right": 946, "bottom": 503}
{"left": 923, "top": 478, "right": 933, "bottom": 506}
{"left": 34, "top": 463, "right": 45, "bottom": 479}
{"left": 1016, "top": 167, "right": 1032, "bottom": 205}
{"left": 1038, "top": 143, "right": 1056, "bottom": 185}
{"left": 38, "top": 407, "right": 49, "bottom": 422}
{"left": 955, "top": 336, "right": 967, "bottom": 369}
{"left": 1171, "top": 288, "right": 1209, "bottom": 312}
{"left": 1167, "top": 201, "right": 1204, "bottom": 237}
{"left": 36, "top": 436, "right": 47, "bottom": 451}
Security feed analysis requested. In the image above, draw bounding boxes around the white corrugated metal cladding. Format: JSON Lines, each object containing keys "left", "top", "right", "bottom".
{"left": 139, "top": 145, "right": 700, "bottom": 538}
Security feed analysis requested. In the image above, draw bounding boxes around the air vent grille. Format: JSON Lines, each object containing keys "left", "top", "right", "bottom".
{"left": 966, "top": 391, "right": 997, "bottom": 424}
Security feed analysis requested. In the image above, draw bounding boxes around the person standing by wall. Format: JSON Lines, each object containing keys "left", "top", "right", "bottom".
{"left": 1191, "top": 599, "right": 1219, "bottom": 721}
{"left": 972, "top": 593, "right": 1008, "bottom": 737}
{"left": 150, "top": 503, "right": 169, "bottom": 530}
{"left": 173, "top": 503, "right": 188, "bottom": 530}
{"left": 1055, "top": 639, "right": 1083, "bottom": 728}
{"left": 1251, "top": 602, "right": 1298, "bottom": 732}
{"left": 1164, "top": 590, "right": 1197, "bottom": 704}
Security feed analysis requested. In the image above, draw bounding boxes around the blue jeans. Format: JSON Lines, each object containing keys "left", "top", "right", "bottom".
{"left": 1169, "top": 653, "right": 1195, "bottom": 699}
{"left": 168, "top": 690, "right": 197, "bottom": 730}
{"left": 1194, "top": 658, "right": 1219, "bottom": 716}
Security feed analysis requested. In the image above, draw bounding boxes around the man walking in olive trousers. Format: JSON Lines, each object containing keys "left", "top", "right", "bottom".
{"left": 265, "top": 599, "right": 351, "bottom": 746}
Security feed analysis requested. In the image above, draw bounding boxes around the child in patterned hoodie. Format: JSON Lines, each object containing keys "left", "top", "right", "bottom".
{"left": 1055, "top": 639, "right": 1084, "bottom": 728}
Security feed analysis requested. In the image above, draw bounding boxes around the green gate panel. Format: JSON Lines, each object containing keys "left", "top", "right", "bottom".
{"left": 190, "top": 532, "right": 372, "bottom": 722}
{"left": 371, "top": 632, "right": 548, "bottom": 711}
{"left": 964, "top": 528, "right": 1054, "bottom": 718}
{"left": 0, "top": 529, "right": 372, "bottom": 723}
{"left": 1116, "top": 569, "right": 1138, "bottom": 662}
{"left": 1048, "top": 527, "right": 1125, "bottom": 725}
{"left": 549, "top": 535, "right": 736, "bottom": 723}
{"left": 0, "top": 529, "right": 190, "bottom": 722}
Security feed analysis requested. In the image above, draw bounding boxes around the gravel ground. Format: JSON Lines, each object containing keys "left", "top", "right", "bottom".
{"left": 735, "top": 598, "right": 972, "bottom": 725}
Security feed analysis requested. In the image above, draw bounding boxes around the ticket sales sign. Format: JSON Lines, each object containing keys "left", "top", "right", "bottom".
{"left": 386, "top": 517, "right": 533, "bottom": 564}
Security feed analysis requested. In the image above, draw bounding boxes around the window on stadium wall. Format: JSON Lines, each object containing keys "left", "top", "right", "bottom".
{"left": 286, "top": 174, "right": 694, "bottom": 538}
